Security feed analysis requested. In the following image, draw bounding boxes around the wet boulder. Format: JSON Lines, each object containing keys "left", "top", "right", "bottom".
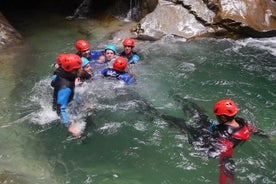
{"left": 214, "top": 0, "right": 276, "bottom": 37}
{"left": 0, "top": 12, "right": 23, "bottom": 48}
{"left": 139, "top": 0, "right": 276, "bottom": 40}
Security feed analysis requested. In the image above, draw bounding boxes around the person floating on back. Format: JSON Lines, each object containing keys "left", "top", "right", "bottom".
{"left": 101, "top": 57, "right": 135, "bottom": 85}
{"left": 91, "top": 44, "right": 117, "bottom": 77}
{"left": 51, "top": 53, "right": 83, "bottom": 137}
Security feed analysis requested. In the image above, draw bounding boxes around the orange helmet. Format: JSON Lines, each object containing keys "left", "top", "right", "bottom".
{"left": 122, "top": 38, "right": 135, "bottom": 47}
{"left": 75, "top": 40, "right": 90, "bottom": 52}
{"left": 57, "top": 53, "right": 67, "bottom": 65}
{"left": 113, "top": 57, "right": 127, "bottom": 72}
{"left": 61, "top": 54, "right": 82, "bottom": 72}
{"left": 213, "top": 99, "right": 238, "bottom": 117}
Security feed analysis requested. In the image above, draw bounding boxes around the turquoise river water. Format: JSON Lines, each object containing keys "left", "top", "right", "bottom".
{"left": 0, "top": 11, "right": 275, "bottom": 184}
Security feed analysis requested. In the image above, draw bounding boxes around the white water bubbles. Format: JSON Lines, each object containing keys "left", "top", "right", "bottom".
{"left": 234, "top": 37, "right": 276, "bottom": 56}
{"left": 29, "top": 77, "right": 59, "bottom": 125}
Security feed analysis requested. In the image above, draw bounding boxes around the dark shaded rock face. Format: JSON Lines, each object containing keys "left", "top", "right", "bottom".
{"left": 0, "top": 12, "right": 23, "bottom": 48}
{"left": 0, "top": 0, "right": 158, "bottom": 48}
{"left": 0, "top": 0, "right": 275, "bottom": 47}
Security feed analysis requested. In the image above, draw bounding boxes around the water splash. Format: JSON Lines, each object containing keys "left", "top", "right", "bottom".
{"left": 234, "top": 37, "right": 276, "bottom": 56}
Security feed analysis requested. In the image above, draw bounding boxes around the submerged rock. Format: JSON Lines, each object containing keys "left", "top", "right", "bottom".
{"left": 0, "top": 170, "right": 28, "bottom": 184}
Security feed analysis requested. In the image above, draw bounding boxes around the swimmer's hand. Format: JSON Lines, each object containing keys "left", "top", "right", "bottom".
{"left": 75, "top": 77, "right": 83, "bottom": 86}
{"left": 68, "top": 124, "right": 81, "bottom": 137}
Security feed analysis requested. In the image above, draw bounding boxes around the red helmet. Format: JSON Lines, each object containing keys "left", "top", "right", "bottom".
{"left": 122, "top": 38, "right": 135, "bottom": 47}
{"left": 213, "top": 99, "right": 238, "bottom": 116}
{"left": 75, "top": 40, "right": 90, "bottom": 52}
{"left": 61, "top": 54, "right": 82, "bottom": 72}
{"left": 57, "top": 53, "right": 67, "bottom": 65}
{"left": 113, "top": 57, "right": 127, "bottom": 72}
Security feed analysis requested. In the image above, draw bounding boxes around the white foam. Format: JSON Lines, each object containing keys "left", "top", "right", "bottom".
{"left": 235, "top": 37, "right": 276, "bottom": 56}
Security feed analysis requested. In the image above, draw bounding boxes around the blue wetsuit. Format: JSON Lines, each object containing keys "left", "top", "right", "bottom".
{"left": 51, "top": 68, "right": 76, "bottom": 126}
{"left": 101, "top": 68, "right": 135, "bottom": 85}
{"left": 91, "top": 60, "right": 109, "bottom": 78}
{"left": 77, "top": 50, "right": 103, "bottom": 62}
{"left": 120, "top": 51, "right": 140, "bottom": 64}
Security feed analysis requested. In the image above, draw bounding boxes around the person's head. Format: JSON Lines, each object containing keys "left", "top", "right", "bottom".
{"left": 76, "top": 40, "right": 91, "bottom": 58}
{"left": 98, "top": 55, "right": 105, "bottom": 63}
{"left": 122, "top": 38, "right": 135, "bottom": 55}
{"left": 81, "top": 57, "right": 92, "bottom": 75}
{"left": 113, "top": 57, "right": 128, "bottom": 72}
{"left": 213, "top": 99, "right": 238, "bottom": 124}
{"left": 55, "top": 53, "right": 67, "bottom": 68}
{"left": 104, "top": 44, "right": 116, "bottom": 61}
{"left": 61, "top": 54, "right": 82, "bottom": 76}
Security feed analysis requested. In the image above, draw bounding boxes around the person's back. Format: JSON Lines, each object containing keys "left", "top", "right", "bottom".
{"left": 51, "top": 53, "right": 83, "bottom": 137}
{"left": 210, "top": 99, "right": 269, "bottom": 184}
{"left": 160, "top": 96, "right": 270, "bottom": 184}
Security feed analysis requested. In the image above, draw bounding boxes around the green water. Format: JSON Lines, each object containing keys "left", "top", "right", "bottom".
{"left": 0, "top": 11, "right": 275, "bottom": 184}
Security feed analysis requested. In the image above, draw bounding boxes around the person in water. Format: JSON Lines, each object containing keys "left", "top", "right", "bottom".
{"left": 51, "top": 53, "right": 83, "bottom": 137}
{"left": 101, "top": 56, "right": 135, "bottom": 85}
{"left": 209, "top": 99, "right": 271, "bottom": 184}
{"left": 91, "top": 44, "right": 117, "bottom": 77}
{"left": 159, "top": 95, "right": 270, "bottom": 184}
{"left": 120, "top": 38, "right": 140, "bottom": 64}
{"left": 75, "top": 39, "right": 103, "bottom": 61}
{"left": 103, "top": 44, "right": 118, "bottom": 67}
{"left": 76, "top": 57, "right": 92, "bottom": 84}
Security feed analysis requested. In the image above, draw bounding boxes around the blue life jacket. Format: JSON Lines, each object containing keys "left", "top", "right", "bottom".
{"left": 120, "top": 51, "right": 140, "bottom": 64}
{"left": 101, "top": 68, "right": 136, "bottom": 85}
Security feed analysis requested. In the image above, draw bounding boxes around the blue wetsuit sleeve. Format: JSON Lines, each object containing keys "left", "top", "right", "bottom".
{"left": 208, "top": 121, "right": 218, "bottom": 132}
{"left": 118, "top": 73, "right": 136, "bottom": 85}
{"left": 101, "top": 68, "right": 108, "bottom": 76}
{"left": 57, "top": 88, "right": 72, "bottom": 126}
{"left": 51, "top": 74, "right": 57, "bottom": 81}
{"left": 90, "top": 51, "right": 104, "bottom": 61}
{"left": 128, "top": 54, "right": 140, "bottom": 64}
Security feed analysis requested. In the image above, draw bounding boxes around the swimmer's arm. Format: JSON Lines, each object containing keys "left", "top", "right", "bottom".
{"left": 246, "top": 121, "right": 272, "bottom": 140}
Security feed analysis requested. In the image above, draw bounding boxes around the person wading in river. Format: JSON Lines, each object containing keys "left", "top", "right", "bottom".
{"left": 160, "top": 95, "right": 270, "bottom": 184}
{"left": 51, "top": 53, "right": 82, "bottom": 137}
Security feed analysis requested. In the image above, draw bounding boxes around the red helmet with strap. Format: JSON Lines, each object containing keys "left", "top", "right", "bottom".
{"left": 113, "top": 57, "right": 127, "bottom": 72}
{"left": 61, "top": 54, "right": 82, "bottom": 72}
{"left": 213, "top": 99, "right": 238, "bottom": 117}
{"left": 122, "top": 38, "right": 135, "bottom": 47}
{"left": 76, "top": 40, "right": 90, "bottom": 52}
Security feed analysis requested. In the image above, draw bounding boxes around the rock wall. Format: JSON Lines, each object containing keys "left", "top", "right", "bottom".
{"left": 139, "top": 0, "right": 276, "bottom": 40}
{"left": 1, "top": 0, "right": 276, "bottom": 48}
{"left": 0, "top": 12, "right": 23, "bottom": 48}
